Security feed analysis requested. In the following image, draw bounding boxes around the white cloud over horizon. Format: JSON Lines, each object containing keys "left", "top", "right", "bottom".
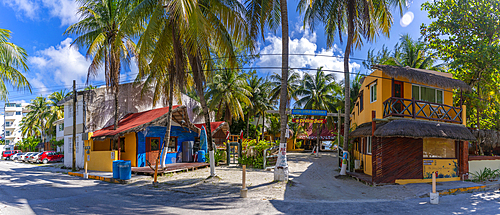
{"left": 2, "top": 0, "right": 79, "bottom": 26}
{"left": 256, "top": 25, "right": 361, "bottom": 82}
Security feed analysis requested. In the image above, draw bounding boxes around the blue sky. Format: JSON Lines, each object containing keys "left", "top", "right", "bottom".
{"left": 0, "top": 0, "right": 432, "bottom": 107}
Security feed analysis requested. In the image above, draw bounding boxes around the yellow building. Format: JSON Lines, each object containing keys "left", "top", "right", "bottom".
{"left": 349, "top": 65, "right": 476, "bottom": 185}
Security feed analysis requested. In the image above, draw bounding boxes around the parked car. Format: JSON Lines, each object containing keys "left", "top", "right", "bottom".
{"left": 37, "top": 151, "right": 64, "bottom": 164}
{"left": 2, "top": 150, "right": 22, "bottom": 160}
{"left": 10, "top": 152, "right": 24, "bottom": 161}
{"left": 21, "top": 152, "right": 34, "bottom": 162}
{"left": 29, "top": 153, "right": 42, "bottom": 163}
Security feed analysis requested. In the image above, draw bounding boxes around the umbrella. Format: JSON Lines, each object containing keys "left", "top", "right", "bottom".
{"left": 200, "top": 125, "right": 208, "bottom": 152}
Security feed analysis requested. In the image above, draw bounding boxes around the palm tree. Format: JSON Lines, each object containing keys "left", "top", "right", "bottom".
{"left": 294, "top": 68, "right": 341, "bottom": 156}
{"left": 0, "top": 28, "right": 31, "bottom": 100}
{"left": 206, "top": 69, "right": 252, "bottom": 123}
{"left": 299, "top": 0, "right": 407, "bottom": 175}
{"left": 65, "top": 0, "right": 139, "bottom": 131}
{"left": 269, "top": 70, "right": 300, "bottom": 107}
{"left": 23, "top": 96, "right": 51, "bottom": 146}
{"left": 47, "top": 90, "right": 70, "bottom": 130}
{"left": 127, "top": 0, "right": 252, "bottom": 176}
{"left": 364, "top": 34, "right": 446, "bottom": 71}
{"left": 246, "top": 75, "right": 273, "bottom": 138}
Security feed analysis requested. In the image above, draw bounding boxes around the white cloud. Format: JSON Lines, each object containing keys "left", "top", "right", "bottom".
{"left": 400, "top": 11, "right": 414, "bottom": 27}
{"left": 2, "top": 0, "right": 79, "bottom": 25}
{"left": 256, "top": 27, "right": 360, "bottom": 81}
{"left": 29, "top": 38, "right": 96, "bottom": 87}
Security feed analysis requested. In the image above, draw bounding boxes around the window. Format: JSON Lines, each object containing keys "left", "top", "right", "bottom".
{"left": 423, "top": 138, "right": 455, "bottom": 158}
{"left": 6, "top": 131, "right": 11, "bottom": 136}
{"left": 151, "top": 138, "right": 160, "bottom": 151}
{"left": 370, "top": 83, "right": 377, "bottom": 103}
{"left": 168, "top": 137, "right": 178, "bottom": 152}
{"left": 59, "top": 124, "right": 64, "bottom": 131}
{"left": 366, "top": 136, "right": 372, "bottom": 154}
{"left": 15, "top": 111, "right": 21, "bottom": 115}
{"left": 6, "top": 140, "right": 10, "bottom": 144}
{"left": 412, "top": 85, "right": 444, "bottom": 103}
{"left": 360, "top": 91, "right": 364, "bottom": 112}
{"left": 68, "top": 137, "right": 73, "bottom": 152}
{"left": 5, "top": 122, "right": 11, "bottom": 126}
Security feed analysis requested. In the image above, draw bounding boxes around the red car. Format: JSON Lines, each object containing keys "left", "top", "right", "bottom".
{"left": 37, "top": 151, "right": 64, "bottom": 164}
{"left": 2, "top": 150, "right": 22, "bottom": 160}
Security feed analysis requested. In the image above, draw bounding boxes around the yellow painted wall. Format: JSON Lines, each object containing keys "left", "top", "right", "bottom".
{"left": 120, "top": 132, "right": 137, "bottom": 167}
{"left": 351, "top": 69, "right": 466, "bottom": 129}
{"left": 423, "top": 159, "right": 458, "bottom": 179}
{"left": 395, "top": 177, "right": 459, "bottom": 185}
{"left": 363, "top": 154, "right": 372, "bottom": 176}
{"left": 87, "top": 150, "right": 117, "bottom": 172}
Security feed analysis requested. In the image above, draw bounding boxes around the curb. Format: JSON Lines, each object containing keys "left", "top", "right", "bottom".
{"left": 68, "top": 172, "right": 129, "bottom": 184}
{"left": 418, "top": 183, "right": 500, "bottom": 198}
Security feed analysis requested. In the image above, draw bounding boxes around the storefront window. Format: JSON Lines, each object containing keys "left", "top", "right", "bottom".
{"left": 423, "top": 138, "right": 455, "bottom": 158}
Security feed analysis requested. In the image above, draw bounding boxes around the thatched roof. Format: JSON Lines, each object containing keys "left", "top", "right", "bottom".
{"left": 350, "top": 119, "right": 476, "bottom": 141}
{"left": 372, "top": 65, "right": 472, "bottom": 92}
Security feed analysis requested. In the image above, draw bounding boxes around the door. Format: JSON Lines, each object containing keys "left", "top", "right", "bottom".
{"left": 393, "top": 81, "right": 404, "bottom": 113}
{"left": 146, "top": 137, "right": 161, "bottom": 166}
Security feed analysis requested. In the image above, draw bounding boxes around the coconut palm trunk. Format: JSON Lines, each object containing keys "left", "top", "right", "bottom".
{"left": 261, "top": 112, "right": 265, "bottom": 141}
{"left": 316, "top": 122, "right": 321, "bottom": 157}
{"left": 340, "top": 11, "right": 355, "bottom": 176}
{"left": 275, "top": 0, "right": 289, "bottom": 182}
{"left": 246, "top": 112, "right": 251, "bottom": 139}
{"left": 160, "top": 81, "right": 174, "bottom": 169}
{"left": 188, "top": 53, "right": 215, "bottom": 176}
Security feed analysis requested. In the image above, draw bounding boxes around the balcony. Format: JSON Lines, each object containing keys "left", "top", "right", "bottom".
{"left": 383, "top": 97, "right": 463, "bottom": 124}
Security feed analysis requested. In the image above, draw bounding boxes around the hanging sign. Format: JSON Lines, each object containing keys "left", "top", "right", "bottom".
{"left": 291, "top": 109, "right": 327, "bottom": 116}
{"left": 292, "top": 118, "right": 326, "bottom": 124}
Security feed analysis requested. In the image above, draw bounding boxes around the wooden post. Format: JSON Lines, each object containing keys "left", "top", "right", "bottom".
{"left": 240, "top": 165, "right": 247, "bottom": 198}
{"left": 371, "top": 111, "right": 376, "bottom": 136}
{"left": 432, "top": 172, "right": 436, "bottom": 193}
{"left": 117, "top": 138, "right": 121, "bottom": 160}
{"left": 153, "top": 158, "right": 159, "bottom": 185}
{"left": 391, "top": 78, "right": 395, "bottom": 98}
{"left": 412, "top": 98, "right": 416, "bottom": 119}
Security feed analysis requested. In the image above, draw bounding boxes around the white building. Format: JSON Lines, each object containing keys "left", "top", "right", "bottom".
{"left": 57, "top": 82, "right": 208, "bottom": 169}
{"left": 4, "top": 103, "right": 29, "bottom": 145}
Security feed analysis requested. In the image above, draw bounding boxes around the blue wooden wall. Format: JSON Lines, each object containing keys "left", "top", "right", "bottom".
{"left": 137, "top": 126, "right": 198, "bottom": 167}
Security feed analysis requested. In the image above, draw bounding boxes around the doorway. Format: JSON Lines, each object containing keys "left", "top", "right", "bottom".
{"left": 146, "top": 137, "right": 160, "bottom": 166}
{"left": 393, "top": 81, "right": 404, "bottom": 113}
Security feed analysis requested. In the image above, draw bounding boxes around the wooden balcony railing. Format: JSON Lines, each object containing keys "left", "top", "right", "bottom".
{"left": 382, "top": 97, "right": 463, "bottom": 124}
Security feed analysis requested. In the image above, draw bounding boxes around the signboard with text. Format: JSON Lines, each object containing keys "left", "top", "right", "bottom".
{"left": 291, "top": 109, "right": 327, "bottom": 116}
{"left": 292, "top": 118, "right": 326, "bottom": 124}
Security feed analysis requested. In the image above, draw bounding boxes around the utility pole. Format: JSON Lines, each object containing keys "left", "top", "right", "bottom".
{"left": 72, "top": 80, "right": 77, "bottom": 171}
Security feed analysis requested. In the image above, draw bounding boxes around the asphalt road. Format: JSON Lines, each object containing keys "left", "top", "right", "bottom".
{"left": 1, "top": 160, "right": 499, "bottom": 214}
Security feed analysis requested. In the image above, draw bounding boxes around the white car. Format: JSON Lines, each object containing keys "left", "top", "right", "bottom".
{"left": 29, "top": 153, "right": 42, "bottom": 163}
{"left": 21, "top": 152, "right": 34, "bottom": 162}
{"left": 10, "top": 153, "right": 24, "bottom": 161}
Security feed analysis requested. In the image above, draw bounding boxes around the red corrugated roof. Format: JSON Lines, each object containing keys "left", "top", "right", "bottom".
{"left": 93, "top": 105, "right": 180, "bottom": 138}
{"left": 194, "top": 121, "right": 225, "bottom": 133}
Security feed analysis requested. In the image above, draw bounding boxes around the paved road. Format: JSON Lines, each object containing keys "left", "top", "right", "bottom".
{"left": 1, "top": 160, "right": 499, "bottom": 214}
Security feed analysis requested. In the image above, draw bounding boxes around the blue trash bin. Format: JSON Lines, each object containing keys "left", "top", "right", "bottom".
{"left": 119, "top": 160, "right": 131, "bottom": 180}
{"left": 197, "top": 150, "right": 206, "bottom": 163}
{"left": 112, "top": 160, "right": 123, "bottom": 179}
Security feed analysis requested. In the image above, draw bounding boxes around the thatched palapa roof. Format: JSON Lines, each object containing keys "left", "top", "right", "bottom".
{"left": 372, "top": 65, "right": 472, "bottom": 92}
{"left": 350, "top": 119, "right": 476, "bottom": 141}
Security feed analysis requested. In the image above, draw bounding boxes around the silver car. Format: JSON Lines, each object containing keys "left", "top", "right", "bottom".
{"left": 29, "top": 153, "right": 42, "bottom": 163}
{"left": 21, "top": 152, "right": 34, "bottom": 162}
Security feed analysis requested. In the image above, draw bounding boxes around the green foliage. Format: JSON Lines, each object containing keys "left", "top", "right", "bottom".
{"left": 205, "top": 149, "right": 226, "bottom": 166}
{"left": 0, "top": 28, "right": 31, "bottom": 100}
{"left": 470, "top": 167, "right": 500, "bottom": 182}
{"left": 422, "top": 0, "right": 500, "bottom": 130}
{"left": 239, "top": 139, "right": 277, "bottom": 169}
{"left": 16, "top": 136, "right": 40, "bottom": 152}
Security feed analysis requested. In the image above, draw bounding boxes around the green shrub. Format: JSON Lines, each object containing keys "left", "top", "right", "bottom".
{"left": 470, "top": 167, "right": 500, "bottom": 182}
{"left": 239, "top": 139, "right": 277, "bottom": 169}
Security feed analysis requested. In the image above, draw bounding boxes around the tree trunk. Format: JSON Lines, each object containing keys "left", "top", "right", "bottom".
{"left": 255, "top": 114, "right": 260, "bottom": 140}
{"left": 261, "top": 112, "right": 265, "bottom": 141}
{"left": 275, "top": 0, "right": 289, "bottom": 181}
{"left": 340, "top": 7, "right": 355, "bottom": 176}
{"left": 315, "top": 122, "right": 321, "bottom": 157}
{"left": 160, "top": 81, "right": 174, "bottom": 169}
{"left": 188, "top": 52, "right": 215, "bottom": 177}
{"left": 246, "top": 112, "right": 251, "bottom": 138}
